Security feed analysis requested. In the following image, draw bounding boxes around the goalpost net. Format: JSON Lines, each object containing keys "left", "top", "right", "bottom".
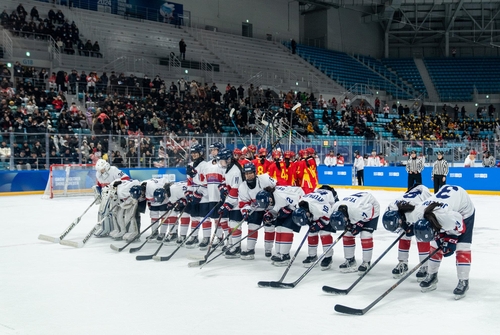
{"left": 42, "top": 164, "right": 96, "bottom": 199}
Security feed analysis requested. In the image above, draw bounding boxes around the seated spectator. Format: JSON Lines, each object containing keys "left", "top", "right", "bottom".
{"left": 92, "top": 41, "right": 102, "bottom": 58}
{"left": 84, "top": 40, "right": 93, "bottom": 56}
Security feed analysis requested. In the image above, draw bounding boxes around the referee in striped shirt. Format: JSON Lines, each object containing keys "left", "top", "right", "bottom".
{"left": 431, "top": 151, "right": 448, "bottom": 193}
{"left": 406, "top": 150, "right": 424, "bottom": 191}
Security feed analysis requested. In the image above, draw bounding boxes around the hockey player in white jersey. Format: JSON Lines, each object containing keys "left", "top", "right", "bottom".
{"left": 237, "top": 162, "right": 277, "bottom": 260}
{"left": 156, "top": 181, "right": 190, "bottom": 244}
{"left": 330, "top": 192, "right": 380, "bottom": 275}
{"left": 292, "top": 185, "right": 339, "bottom": 270}
{"left": 382, "top": 184, "right": 432, "bottom": 280}
{"left": 141, "top": 176, "right": 172, "bottom": 241}
{"left": 110, "top": 179, "right": 142, "bottom": 241}
{"left": 92, "top": 159, "right": 130, "bottom": 237}
{"left": 413, "top": 185, "right": 475, "bottom": 299}
{"left": 203, "top": 141, "right": 227, "bottom": 249}
{"left": 216, "top": 148, "right": 245, "bottom": 258}
{"left": 184, "top": 144, "right": 212, "bottom": 249}
{"left": 255, "top": 185, "right": 305, "bottom": 266}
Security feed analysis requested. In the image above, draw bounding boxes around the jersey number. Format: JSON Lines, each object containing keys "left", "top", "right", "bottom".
{"left": 435, "top": 185, "right": 458, "bottom": 199}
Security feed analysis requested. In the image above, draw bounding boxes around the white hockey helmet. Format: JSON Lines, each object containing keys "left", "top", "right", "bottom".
{"left": 95, "top": 159, "right": 110, "bottom": 173}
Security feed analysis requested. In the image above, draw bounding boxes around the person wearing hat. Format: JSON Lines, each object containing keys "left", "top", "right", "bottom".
{"left": 353, "top": 150, "right": 364, "bottom": 186}
{"left": 464, "top": 150, "right": 476, "bottom": 167}
{"left": 431, "top": 151, "right": 448, "bottom": 193}
{"left": 482, "top": 151, "right": 495, "bottom": 167}
{"left": 406, "top": 150, "right": 424, "bottom": 191}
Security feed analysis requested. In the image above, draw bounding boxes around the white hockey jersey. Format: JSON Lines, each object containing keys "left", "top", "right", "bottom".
{"left": 116, "top": 179, "right": 141, "bottom": 209}
{"left": 414, "top": 185, "right": 475, "bottom": 235}
{"left": 167, "top": 181, "right": 188, "bottom": 204}
{"left": 238, "top": 173, "right": 277, "bottom": 212}
{"left": 204, "top": 160, "right": 225, "bottom": 202}
{"left": 366, "top": 156, "right": 381, "bottom": 167}
{"left": 300, "top": 189, "right": 336, "bottom": 224}
{"left": 324, "top": 156, "right": 337, "bottom": 167}
{"left": 223, "top": 164, "right": 245, "bottom": 210}
{"left": 187, "top": 160, "right": 210, "bottom": 203}
{"left": 96, "top": 166, "right": 129, "bottom": 187}
{"left": 386, "top": 184, "right": 432, "bottom": 225}
{"left": 332, "top": 192, "right": 380, "bottom": 224}
{"left": 267, "top": 186, "right": 305, "bottom": 218}
{"left": 144, "top": 177, "right": 169, "bottom": 206}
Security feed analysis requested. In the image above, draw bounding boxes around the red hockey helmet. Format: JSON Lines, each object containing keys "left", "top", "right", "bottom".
{"left": 299, "top": 149, "right": 307, "bottom": 157}
{"left": 248, "top": 144, "right": 257, "bottom": 153}
{"left": 284, "top": 150, "right": 294, "bottom": 159}
{"left": 306, "top": 147, "right": 315, "bottom": 155}
{"left": 258, "top": 148, "right": 268, "bottom": 156}
{"left": 272, "top": 150, "right": 282, "bottom": 159}
{"left": 233, "top": 148, "right": 242, "bottom": 156}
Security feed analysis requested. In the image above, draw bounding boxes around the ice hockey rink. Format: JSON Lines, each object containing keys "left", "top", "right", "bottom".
{"left": 1, "top": 188, "right": 499, "bottom": 335}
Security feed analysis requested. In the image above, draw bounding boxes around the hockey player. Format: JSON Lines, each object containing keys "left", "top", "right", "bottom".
{"left": 295, "top": 149, "right": 318, "bottom": 194}
{"left": 216, "top": 148, "right": 245, "bottom": 258}
{"left": 252, "top": 147, "right": 271, "bottom": 175}
{"left": 283, "top": 150, "right": 296, "bottom": 186}
{"left": 382, "top": 184, "right": 432, "bottom": 280}
{"left": 237, "top": 162, "right": 277, "bottom": 259}
{"left": 413, "top": 185, "right": 475, "bottom": 299}
{"left": 267, "top": 150, "right": 288, "bottom": 186}
{"left": 155, "top": 181, "right": 190, "bottom": 244}
{"left": 255, "top": 185, "right": 305, "bottom": 266}
{"left": 247, "top": 144, "right": 257, "bottom": 159}
{"left": 110, "top": 179, "right": 142, "bottom": 242}
{"left": 292, "top": 185, "right": 339, "bottom": 270}
{"left": 142, "top": 176, "right": 170, "bottom": 241}
{"left": 204, "top": 141, "right": 228, "bottom": 249}
{"left": 92, "top": 159, "right": 130, "bottom": 237}
{"left": 185, "top": 144, "right": 211, "bottom": 248}
{"left": 330, "top": 191, "right": 380, "bottom": 274}
{"left": 234, "top": 148, "right": 251, "bottom": 166}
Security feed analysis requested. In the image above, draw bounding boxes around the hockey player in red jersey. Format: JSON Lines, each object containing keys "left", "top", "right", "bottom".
{"left": 237, "top": 162, "right": 277, "bottom": 259}
{"left": 283, "top": 150, "right": 296, "bottom": 186}
{"left": 292, "top": 185, "right": 339, "bottom": 270}
{"left": 253, "top": 147, "right": 271, "bottom": 175}
{"left": 413, "top": 185, "right": 475, "bottom": 299}
{"left": 255, "top": 185, "right": 305, "bottom": 266}
{"left": 267, "top": 150, "right": 289, "bottom": 186}
{"left": 382, "top": 184, "right": 432, "bottom": 280}
{"left": 295, "top": 149, "right": 318, "bottom": 194}
{"left": 236, "top": 148, "right": 251, "bottom": 166}
{"left": 331, "top": 192, "right": 380, "bottom": 275}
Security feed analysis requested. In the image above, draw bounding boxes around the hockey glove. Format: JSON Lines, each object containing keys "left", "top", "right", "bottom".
{"left": 309, "top": 220, "right": 325, "bottom": 232}
{"left": 165, "top": 202, "right": 175, "bottom": 212}
{"left": 176, "top": 198, "right": 187, "bottom": 211}
{"left": 263, "top": 211, "right": 275, "bottom": 226}
{"left": 218, "top": 184, "right": 228, "bottom": 201}
{"left": 277, "top": 206, "right": 293, "bottom": 219}
{"left": 437, "top": 234, "right": 458, "bottom": 257}
{"left": 113, "top": 180, "right": 122, "bottom": 188}
{"left": 349, "top": 221, "right": 364, "bottom": 236}
{"left": 184, "top": 191, "right": 194, "bottom": 203}
{"left": 193, "top": 191, "right": 203, "bottom": 204}
{"left": 186, "top": 165, "right": 197, "bottom": 178}
{"left": 402, "top": 222, "right": 414, "bottom": 237}
{"left": 241, "top": 206, "right": 251, "bottom": 221}
{"left": 218, "top": 203, "right": 233, "bottom": 216}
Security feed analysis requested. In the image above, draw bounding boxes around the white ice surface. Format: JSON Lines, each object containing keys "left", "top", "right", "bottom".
{"left": 1, "top": 189, "right": 499, "bottom": 335}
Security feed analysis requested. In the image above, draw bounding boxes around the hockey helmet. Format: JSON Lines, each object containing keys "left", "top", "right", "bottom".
{"left": 258, "top": 148, "right": 268, "bottom": 156}
{"left": 153, "top": 188, "right": 166, "bottom": 203}
{"left": 255, "top": 190, "right": 271, "bottom": 209}
{"left": 190, "top": 144, "right": 205, "bottom": 155}
{"left": 292, "top": 207, "right": 309, "bottom": 226}
{"left": 299, "top": 149, "right": 307, "bottom": 158}
{"left": 129, "top": 185, "right": 142, "bottom": 200}
{"left": 95, "top": 159, "right": 110, "bottom": 173}
{"left": 217, "top": 148, "right": 233, "bottom": 161}
{"left": 382, "top": 210, "right": 401, "bottom": 232}
{"left": 272, "top": 150, "right": 282, "bottom": 159}
{"left": 243, "top": 162, "right": 256, "bottom": 174}
{"left": 306, "top": 147, "right": 315, "bottom": 156}
{"left": 209, "top": 141, "right": 224, "bottom": 151}
{"left": 283, "top": 150, "right": 294, "bottom": 159}
{"left": 248, "top": 144, "right": 257, "bottom": 153}
{"left": 330, "top": 206, "right": 349, "bottom": 230}
{"left": 414, "top": 218, "right": 435, "bottom": 242}
{"left": 233, "top": 148, "right": 242, "bottom": 156}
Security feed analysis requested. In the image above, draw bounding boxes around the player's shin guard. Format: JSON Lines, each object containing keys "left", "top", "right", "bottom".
{"left": 264, "top": 226, "right": 275, "bottom": 254}
{"left": 428, "top": 243, "right": 443, "bottom": 275}
{"left": 179, "top": 216, "right": 190, "bottom": 237}
{"left": 360, "top": 231, "right": 373, "bottom": 263}
{"left": 417, "top": 241, "right": 431, "bottom": 265}
{"left": 343, "top": 233, "right": 356, "bottom": 259}
{"left": 246, "top": 223, "right": 260, "bottom": 250}
{"left": 456, "top": 243, "right": 471, "bottom": 280}
{"left": 320, "top": 231, "right": 334, "bottom": 258}
{"left": 219, "top": 219, "right": 228, "bottom": 239}
{"left": 202, "top": 219, "right": 212, "bottom": 238}
{"left": 275, "top": 226, "right": 294, "bottom": 256}
{"left": 397, "top": 237, "right": 411, "bottom": 262}
{"left": 307, "top": 233, "right": 319, "bottom": 256}
{"left": 228, "top": 219, "right": 242, "bottom": 248}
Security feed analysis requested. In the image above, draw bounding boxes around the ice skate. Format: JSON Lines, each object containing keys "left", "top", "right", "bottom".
{"left": 416, "top": 266, "right": 428, "bottom": 282}
{"left": 338, "top": 257, "right": 357, "bottom": 273}
{"left": 185, "top": 236, "right": 199, "bottom": 249}
{"left": 320, "top": 256, "right": 333, "bottom": 271}
{"left": 198, "top": 237, "right": 210, "bottom": 250}
{"left": 357, "top": 261, "right": 371, "bottom": 275}
{"left": 240, "top": 249, "right": 255, "bottom": 260}
{"left": 392, "top": 261, "right": 408, "bottom": 279}
{"left": 420, "top": 273, "right": 438, "bottom": 292}
{"left": 453, "top": 279, "right": 469, "bottom": 300}
{"left": 224, "top": 247, "right": 241, "bottom": 259}
{"left": 271, "top": 253, "right": 290, "bottom": 267}
{"left": 156, "top": 233, "right": 165, "bottom": 243}
{"left": 302, "top": 255, "right": 319, "bottom": 268}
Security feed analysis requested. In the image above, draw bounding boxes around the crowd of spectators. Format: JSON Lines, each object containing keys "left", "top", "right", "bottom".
{"left": 0, "top": 3, "right": 101, "bottom": 57}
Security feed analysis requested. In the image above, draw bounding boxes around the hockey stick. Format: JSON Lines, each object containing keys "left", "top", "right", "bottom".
{"left": 323, "top": 231, "right": 405, "bottom": 295}
{"left": 128, "top": 206, "right": 178, "bottom": 254}
{"left": 110, "top": 207, "right": 172, "bottom": 252}
{"left": 38, "top": 198, "right": 98, "bottom": 243}
{"left": 188, "top": 214, "right": 224, "bottom": 261}
{"left": 257, "top": 230, "right": 310, "bottom": 288}
{"left": 153, "top": 201, "right": 221, "bottom": 262}
{"left": 187, "top": 211, "right": 248, "bottom": 267}
{"left": 60, "top": 203, "right": 120, "bottom": 248}
{"left": 229, "top": 108, "right": 248, "bottom": 148}
{"left": 136, "top": 208, "right": 186, "bottom": 261}
{"left": 268, "top": 230, "right": 347, "bottom": 289}
{"left": 199, "top": 222, "right": 266, "bottom": 269}
{"left": 334, "top": 247, "right": 441, "bottom": 316}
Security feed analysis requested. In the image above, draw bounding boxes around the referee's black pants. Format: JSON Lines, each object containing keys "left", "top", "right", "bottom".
{"left": 356, "top": 169, "right": 364, "bottom": 186}
{"left": 433, "top": 175, "right": 446, "bottom": 194}
{"left": 407, "top": 172, "right": 422, "bottom": 191}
